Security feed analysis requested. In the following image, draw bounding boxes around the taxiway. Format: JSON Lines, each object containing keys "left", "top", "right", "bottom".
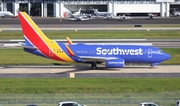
{"left": 0, "top": 65, "right": 180, "bottom": 78}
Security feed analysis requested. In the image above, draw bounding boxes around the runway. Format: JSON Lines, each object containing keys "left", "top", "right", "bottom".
{"left": 1, "top": 17, "right": 180, "bottom": 25}
{"left": 0, "top": 65, "right": 180, "bottom": 78}
{"left": 0, "top": 17, "right": 180, "bottom": 29}
{"left": 1, "top": 39, "right": 180, "bottom": 48}
{"left": 1, "top": 27, "right": 180, "bottom": 31}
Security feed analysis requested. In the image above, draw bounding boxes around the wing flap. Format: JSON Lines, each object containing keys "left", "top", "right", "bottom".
{"left": 78, "top": 56, "right": 118, "bottom": 62}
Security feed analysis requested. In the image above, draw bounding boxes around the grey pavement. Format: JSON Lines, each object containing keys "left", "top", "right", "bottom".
{"left": 0, "top": 65, "right": 180, "bottom": 78}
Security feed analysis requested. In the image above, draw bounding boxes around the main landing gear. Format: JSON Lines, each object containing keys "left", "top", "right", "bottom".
{"left": 91, "top": 63, "right": 97, "bottom": 70}
{"left": 150, "top": 64, "right": 154, "bottom": 69}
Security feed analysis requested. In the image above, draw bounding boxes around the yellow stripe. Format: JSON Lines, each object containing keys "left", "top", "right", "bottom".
{"left": 66, "top": 37, "right": 73, "bottom": 44}
{"left": 66, "top": 45, "right": 75, "bottom": 56}
{"left": 21, "top": 12, "right": 74, "bottom": 63}
{"left": 50, "top": 40, "right": 75, "bottom": 62}
{"left": 22, "top": 12, "right": 50, "bottom": 42}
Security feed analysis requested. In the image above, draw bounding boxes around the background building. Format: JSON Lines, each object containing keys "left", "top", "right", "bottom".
{"left": 0, "top": 0, "right": 180, "bottom": 17}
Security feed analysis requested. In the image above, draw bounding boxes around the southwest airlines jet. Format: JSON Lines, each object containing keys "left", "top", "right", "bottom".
{"left": 18, "top": 12, "right": 171, "bottom": 69}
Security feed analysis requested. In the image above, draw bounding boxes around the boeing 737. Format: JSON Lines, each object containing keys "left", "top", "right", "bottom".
{"left": 0, "top": 11, "right": 14, "bottom": 18}
{"left": 18, "top": 12, "right": 171, "bottom": 69}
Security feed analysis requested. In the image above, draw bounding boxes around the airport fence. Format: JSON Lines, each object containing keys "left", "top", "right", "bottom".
{"left": 0, "top": 92, "right": 179, "bottom": 106}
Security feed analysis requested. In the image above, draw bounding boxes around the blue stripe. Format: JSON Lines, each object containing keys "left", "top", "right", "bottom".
{"left": 24, "top": 48, "right": 48, "bottom": 58}
{"left": 24, "top": 37, "right": 33, "bottom": 46}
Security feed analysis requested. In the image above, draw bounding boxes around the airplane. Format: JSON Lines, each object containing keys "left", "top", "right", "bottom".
{"left": 71, "top": 8, "right": 81, "bottom": 18}
{"left": 115, "top": 14, "right": 132, "bottom": 20}
{"left": 173, "top": 11, "right": 180, "bottom": 16}
{"left": 65, "top": 8, "right": 93, "bottom": 21}
{"left": 171, "top": 8, "right": 180, "bottom": 16}
{"left": 18, "top": 12, "right": 171, "bottom": 69}
{"left": 148, "top": 13, "right": 154, "bottom": 19}
{"left": 93, "top": 9, "right": 114, "bottom": 19}
{"left": 148, "top": 13, "right": 158, "bottom": 19}
{"left": 93, "top": 9, "right": 132, "bottom": 20}
{"left": 65, "top": 15, "right": 93, "bottom": 21}
{"left": 0, "top": 11, "right": 14, "bottom": 18}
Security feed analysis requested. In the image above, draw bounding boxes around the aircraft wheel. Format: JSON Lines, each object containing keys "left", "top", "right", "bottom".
{"left": 150, "top": 64, "right": 154, "bottom": 69}
{"left": 91, "top": 63, "right": 97, "bottom": 70}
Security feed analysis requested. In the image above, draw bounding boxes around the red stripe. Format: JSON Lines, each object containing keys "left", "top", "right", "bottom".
{"left": 66, "top": 46, "right": 75, "bottom": 56}
{"left": 68, "top": 40, "right": 72, "bottom": 44}
{"left": 19, "top": 13, "right": 65, "bottom": 62}
{"left": 67, "top": 48, "right": 75, "bottom": 56}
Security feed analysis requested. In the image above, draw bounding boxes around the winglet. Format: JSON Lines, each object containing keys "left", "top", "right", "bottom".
{"left": 66, "top": 37, "right": 73, "bottom": 44}
{"left": 66, "top": 45, "right": 75, "bottom": 57}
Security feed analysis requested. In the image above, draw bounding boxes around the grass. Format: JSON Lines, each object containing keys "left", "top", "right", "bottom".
{"left": 110, "top": 24, "right": 180, "bottom": 28}
{"left": 161, "top": 48, "right": 180, "bottom": 64}
{"left": 0, "top": 48, "right": 59, "bottom": 65}
{"left": 0, "top": 78, "right": 180, "bottom": 94}
{"left": 0, "top": 78, "right": 179, "bottom": 106}
{"left": 1, "top": 30, "right": 180, "bottom": 39}
{"left": 0, "top": 48, "right": 179, "bottom": 65}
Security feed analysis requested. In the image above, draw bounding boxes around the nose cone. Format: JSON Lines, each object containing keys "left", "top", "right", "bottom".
{"left": 164, "top": 53, "right": 171, "bottom": 60}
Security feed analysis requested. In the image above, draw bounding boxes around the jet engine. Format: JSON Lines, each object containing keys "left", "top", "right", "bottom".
{"left": 105, "top": 59, "right": 124, "bottom": 68}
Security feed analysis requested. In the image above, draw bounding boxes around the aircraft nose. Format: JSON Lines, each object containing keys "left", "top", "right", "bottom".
{"left": 164, "top": 53, "right": 171, "bottom": 60}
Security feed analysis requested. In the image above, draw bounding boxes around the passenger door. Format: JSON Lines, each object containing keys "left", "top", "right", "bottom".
{"left": 148, "top": 48, "right": 152, "bottom": 58}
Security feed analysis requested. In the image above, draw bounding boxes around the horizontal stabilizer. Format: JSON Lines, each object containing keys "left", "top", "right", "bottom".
{"left": 22, "top": 46, "right": 37, "bottom": 50}
{"left": 19, "top": 42, "right": 37, "bottom": 50}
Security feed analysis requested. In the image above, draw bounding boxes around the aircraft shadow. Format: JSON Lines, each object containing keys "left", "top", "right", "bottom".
{"left": 54, "top": 64, "right": 154, "bottom": 74}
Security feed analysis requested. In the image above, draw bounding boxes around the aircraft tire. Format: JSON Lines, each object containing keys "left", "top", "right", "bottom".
{"left": 91, "top": 63, "right": 97, "bottom": 70}
{"left": 150, "top": 64, "right": 154, "bottom": 69}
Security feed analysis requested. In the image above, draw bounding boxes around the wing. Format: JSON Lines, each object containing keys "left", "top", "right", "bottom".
{"left": 80, "top": 18, "right": 91, "bottom": 21}
{"left": 64, "top": 18, "right": 79, "bottom": 21}
{"left": 64, "top": 17, "right": 93, "bottom": 21}
{"left": 78, "top": 56, "right": 118, "bottom": 62}
{"left": 65, "top": 44, "right": 118, "bottom": 63}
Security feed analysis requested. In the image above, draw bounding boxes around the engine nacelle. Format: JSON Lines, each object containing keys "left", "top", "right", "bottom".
{"left": 106, "top": 59, "right": 124, "bottom": 68}
{"left": 152, "top": 62, "right": 160, "bottom": 66}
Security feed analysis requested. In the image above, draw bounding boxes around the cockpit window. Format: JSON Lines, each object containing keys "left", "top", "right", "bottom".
{"left": 157, "top": 50, "right": 163, "bottom": 54}
{"left": 159, "top": 50, "right": 163, "bottom": 54}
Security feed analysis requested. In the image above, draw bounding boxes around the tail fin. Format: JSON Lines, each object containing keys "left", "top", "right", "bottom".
{"left": 66, "top": 37, "right": 73, "bottom": 44}
{"left": 18, "top": 12, "right": 51, "bottom": 47}
{"left": 78, "top": 8, "right": 81, "bottom": 14}
{"left": 93, "top": 9, "right": 98, "bottom": 15}
{"left": 18, "top": 12, "right": 74, "bottom": 62}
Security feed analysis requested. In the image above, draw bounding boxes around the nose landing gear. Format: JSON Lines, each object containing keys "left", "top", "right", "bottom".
{"left": 150, "top": 64, "right": 154, "bottom": 69}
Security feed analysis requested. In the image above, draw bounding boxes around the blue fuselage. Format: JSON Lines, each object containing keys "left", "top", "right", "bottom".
{"left": 68, "top": 44, "right": 171, "bottom": 64}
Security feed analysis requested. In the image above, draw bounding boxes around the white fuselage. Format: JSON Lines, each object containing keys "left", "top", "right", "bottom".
{"left": 0, "top": 11, "right": 14, "bottom": 18}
